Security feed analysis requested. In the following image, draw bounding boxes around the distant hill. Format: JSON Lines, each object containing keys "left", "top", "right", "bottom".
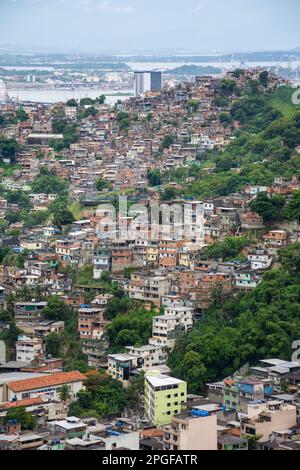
{"left": 169, "top": 64, "right": 222, "bottom": 76}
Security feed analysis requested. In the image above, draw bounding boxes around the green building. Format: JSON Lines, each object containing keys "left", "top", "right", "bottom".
{"left": 144, "top": 371, "right": 187, "bottom": 427}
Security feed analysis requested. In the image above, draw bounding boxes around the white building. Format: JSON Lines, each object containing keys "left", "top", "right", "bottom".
{"left": 16, "top": 336, "right": 43, "bottom": 363}
{"left": 149, "top": 306, "right": 195, "bottom": 349}
{"left": 5, "top": 371, "right": 86, "bottom": 402}
{"left": 134, "top": 71, "right": 162, "bottom": 97}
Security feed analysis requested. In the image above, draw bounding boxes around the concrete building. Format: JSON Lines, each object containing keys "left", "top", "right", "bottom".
{"left": 77, "top": 307, "right": 107, "bottom": 340}
{"left": 241, "top": 400, "right": 297, "bottom": 442}
{"left": 4, "top": 371, "right": 86, "bottom": 402}
{"left": 163, "top": 406, "right": 218, "bottom": 450}
{"left": 134, "top": 71, "right": 162, "bottom": 97}
{"left": 16, "top": 336, "right": 43, "bottom": 363}
{"left": 107, "top": 354, "right": 142, "bottom": 386}
{"left": 149, "top": 306, "right": 194, "bottom": 350}
{"left": 125, "top": 344, "right": 168, "bottom": 370}
{"left": 144, "top": 371, "right": 187, "bottom": 427}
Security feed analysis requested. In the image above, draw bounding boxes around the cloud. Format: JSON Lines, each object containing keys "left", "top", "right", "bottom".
{"left": 79, "top": 0, "right": 135, "bottom": 14}
{"left": 188, "top": 3, "right": 204, "bottom": 13}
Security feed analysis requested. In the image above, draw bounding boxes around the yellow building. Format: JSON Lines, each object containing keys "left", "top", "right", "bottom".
{"left": 146, "top": 242, "right": 158, "bottom": 265}
{"left": 144, "top": 371, "right": 187, "bottom": 427}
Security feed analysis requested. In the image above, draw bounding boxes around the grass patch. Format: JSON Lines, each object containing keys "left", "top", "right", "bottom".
{"left": 68, "top": 201, "right": 84, "bottom": 220}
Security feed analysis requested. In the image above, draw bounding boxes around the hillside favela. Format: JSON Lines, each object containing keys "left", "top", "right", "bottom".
{"left": 1, "top": 0, "right": 300, "bottom": 460}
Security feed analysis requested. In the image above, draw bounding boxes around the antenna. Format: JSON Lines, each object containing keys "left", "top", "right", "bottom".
{"left": 230, "top": 54, "right": 235, "bottom": 71}
{"left": 239, "top": 56, "right": 246, "bottom": 70}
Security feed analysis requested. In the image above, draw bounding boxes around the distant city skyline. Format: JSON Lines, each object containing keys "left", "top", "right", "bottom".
{"left": 0, "top": 0, "right": 299, "bottom": 54}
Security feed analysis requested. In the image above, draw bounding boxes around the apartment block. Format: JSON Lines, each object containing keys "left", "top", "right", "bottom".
{"left": 149, "top": 306, "right": 194, "bottom": 349}
{"left": 163, "top": 407, "right": 218, "bottom": 450}
{"left": 16, "top": 336, "right": 44, "bottom": 363}
{"left": 241, "top": 400, "right": 297, "bottom": 442}
{"left": 144, "top": 371, "right": 187, "bottom": 427}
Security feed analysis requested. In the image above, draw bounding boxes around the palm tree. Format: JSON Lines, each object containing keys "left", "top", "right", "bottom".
{"left": 19, "top": 285, "right": 32, "bottom": 302}
{"left": 58, "top": 384, "right": 71, "bottom": 404}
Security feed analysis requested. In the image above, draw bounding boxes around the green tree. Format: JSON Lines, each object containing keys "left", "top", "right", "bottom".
{"left": 278, "top": 243, "right": 300, "bottom": 274}
{"left": 284, "top": 190, "right": 300, "bottom": 222}
{"left": 161, "top": 134, "right": 175, "bottom": 150}
{"left": 176, "top": 351, "right": 208, "bottom": 394}
{"left": 53, "top": 210, "right": 75, "bottom": 228}
{"left": 0, "top": 138, "right": 19, "bottom": 162}
{"left": 259, "top": 71, "right": 269, "bottom": 88}
{"left": 58, "top": 384, "right": 71, "bottom": 403}
{"left": 66, "top": 99, "right": 78, "bottom": 107}
{"left": 15, "top": 107, "right": 29, "bottom": 122}
{"left": 45, "top": 332, "right": 61, "bottom": 357}
{"left": 148, "top": 169, "right": 162, "bottom": 187}
{"left": 96, "top": 177, "right": 110, "bottom": 191}
{"left": 3, "top": 407, "right": 36, "bottom": 430}
{"left": 249, "top": 192, "right": 285, "bottom": 222}
{"left": 43, "top": 296, "right": 72, "bottom": 322}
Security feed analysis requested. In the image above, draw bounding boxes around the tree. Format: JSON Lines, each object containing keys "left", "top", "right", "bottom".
{"left": 43, "top": 296, "right": 72, "bottom": 322}
{"left": 96, "top": 95, "right": 106, "bottom": 105}
{"left": 31, "top": 171, "right": 68, "bottom": 195}
{"left": 45, "top": 332, "right": 61, "bottom": 357}
{"left": 284, "top": 190, "right": 300, "bottom": 223}
{"left": 220, "top": 112, "right": 233, "bottom": 128}
{"left": 19, "top": 285, "right": 33, "bottom": 302}
{"left": 68, "top": 372, "right": 130, "bottom": 419}
{"left": 148, "top": 169, "right": 162, "bottom": 187}
{"left": 96, "top": 177, "right": 110, "bottom": 191}
{"left": 53, "top": 210, "right": 75, "bottom": 228}
{"left": 176, "top": 351, "right": 207, "bottom": 394}
{"left": 16, "top": 107, "right": 29, "bottom": 122}
{"left": 202, "top": 237, "right": 251, "bottom": 261}
{"left": 187, "top": 100, "right": 199, "bottom": 113}
{"left": 6, "top": 190, "right": 32, "bottom": 210}
{"left": 0, "top": 138, "right": 19, "bottom": 162}
{"left": 219, "top": 79, "right": 237, "bottom": 96}
{"left": 242, "top": 434, "right": 263, "bottom": 450}
{"left": 127, "top": 371, "right": 145, "bottom": 415}
{"left": 161, "top": 186, "right": 177, "bottom": 201}
{"left": 104, "top": 295, "right": 132, "bottom": 321}
{"left": 168, "top": 259, "right": 300, "bottom": 392}
{"left": 278, "top": 243, "right": 300, "bottom": 274}
{"left": 3, "top": 407, "right": 36, "bottom": 430}
{"left": 249, "top": 193, "right": 285, "bottom": 222}
{"left": 66, "top": 99, "right": 78, "bottom": 107}
{"left": 0, "top": 310, "right": 13, "bottom": 322}
{"left": 161, "top": 134, "right": 174, "bottom": 150}
{"left": 58, "top": 384, "right": 71, "bottom": 404}
{"left": 259, "top": 71, "right": 269, "bottom": 88}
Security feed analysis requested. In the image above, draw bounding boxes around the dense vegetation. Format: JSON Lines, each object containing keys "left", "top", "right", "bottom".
{"left": 43, "top": 296, "right": 88, "bottom": 372}
{"left": 2, "top": 407, "right": 36, "bottom": 430}
{"left": 201, "top": 236, "right": 252, "bottom": 261}
{"left": 0, "top": 138, "right": 20, "bottom": 163}
{"left": 68, "top": 371, "right": 144, "bottom": 419}
{"left": 168, "top": 244, "right": 300, "bottom": 393}
{"left": 161, "top": 85, "right": 300, "bottom": 200}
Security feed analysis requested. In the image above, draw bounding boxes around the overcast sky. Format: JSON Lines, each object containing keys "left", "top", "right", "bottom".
{"left": 1, "top": 0, "right": 299, "bottom": 53}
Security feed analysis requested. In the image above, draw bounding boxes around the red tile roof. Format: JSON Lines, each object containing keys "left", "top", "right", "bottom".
{"left": 140, "top": 428, "right": 164, "bottom": 438}
{"left": 8, "top": 371, "right": 86, "bottom": 393}
{"left": 1, "top": 397, "right": 44, "bottom": 409}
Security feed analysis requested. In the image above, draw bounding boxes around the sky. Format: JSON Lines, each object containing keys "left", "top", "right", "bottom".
{"left": 0, "top": 0, "right": 299, "bottom": 54}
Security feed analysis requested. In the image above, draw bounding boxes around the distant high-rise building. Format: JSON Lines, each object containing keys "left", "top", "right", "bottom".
{"left": 0, "top": 80, "right": 8, "bottom": 102}
{"left": 134, "top": 71, "right": 162, "bottom": 97}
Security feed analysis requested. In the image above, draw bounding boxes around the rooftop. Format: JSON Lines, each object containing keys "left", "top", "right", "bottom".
{"left": 145, "top": 373, "right": 185, "bottom": 388}
{"left": 7, "top": 371, "right": 86, "bottom": 392}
